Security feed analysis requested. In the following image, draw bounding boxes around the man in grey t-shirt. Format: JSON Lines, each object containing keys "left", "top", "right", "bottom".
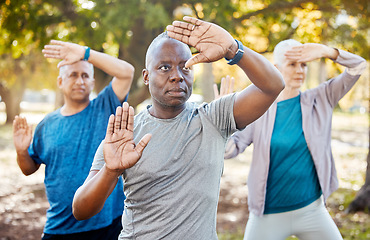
{"left": 72, "top": 17, "right": 284, "bottom": 239}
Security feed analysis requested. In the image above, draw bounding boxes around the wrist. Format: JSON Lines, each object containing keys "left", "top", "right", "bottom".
{"left": 225, "top": 39, "right": 244, "bottom": 65}
{"left": 103, "top": 164, "right": 123, "bottom": 179}
{"left": 16, "top": 149, "right": 29, "bottom": 158}
{"left": 327, "top": 47, "right": 339, "bottom": 61}
{"left": 83, "top": 46, "right": 90, "bottom": 61}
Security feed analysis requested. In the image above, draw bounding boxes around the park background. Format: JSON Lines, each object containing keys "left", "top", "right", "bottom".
{"left": 0, "top": 0, "right": 369, "bottom": 239}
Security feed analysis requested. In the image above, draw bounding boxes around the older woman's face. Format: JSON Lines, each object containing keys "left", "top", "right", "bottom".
{"left": 277, "top": 57, "right": 307, "bottom": 90}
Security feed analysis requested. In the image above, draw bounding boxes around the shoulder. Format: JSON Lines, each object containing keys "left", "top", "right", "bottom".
{"left": 37, "top": 109, "right": 61, "bottom": 126}
{"left": 198, "top": 93, "right": 236, "bottom": 113}
{"left": 32, "top": 109, "right": 61, "bottom": 135}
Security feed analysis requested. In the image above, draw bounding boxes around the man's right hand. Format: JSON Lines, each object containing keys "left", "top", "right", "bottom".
{"left": 166, "top": 16, "right": 236, "bottom": 68}
{"left": 13, "top": 116, "right": 32, "bottom": 154}
{"left": 103, "top": 102, "right": 151, "bottom": 175}
{"left": 42, "top": 40, "right": 85, "bottom": 68}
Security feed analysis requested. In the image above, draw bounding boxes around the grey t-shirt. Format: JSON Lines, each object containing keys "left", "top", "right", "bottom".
{"left": 92, "top": 93, "right": 237, "bottom": 239}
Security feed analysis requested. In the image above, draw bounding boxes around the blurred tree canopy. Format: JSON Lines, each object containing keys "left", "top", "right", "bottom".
{"left": 0, "top": 0, "right": 369, "bottom": 120}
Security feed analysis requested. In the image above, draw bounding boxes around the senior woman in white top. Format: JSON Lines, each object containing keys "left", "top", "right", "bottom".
{"left": 225, "top": 40, "right": 366, "bottom": 240}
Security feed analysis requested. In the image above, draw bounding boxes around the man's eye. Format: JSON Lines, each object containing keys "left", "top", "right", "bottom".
{"left": 183, "top": 67, "right": 190, "bottom": 71}
{"left": 160, "top": 65, "right": 170, "bottom": 71}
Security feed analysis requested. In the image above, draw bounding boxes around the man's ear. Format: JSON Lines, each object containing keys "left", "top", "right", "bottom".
{"left": 142, "top": 69, "right": 149, "bottom": 85}
{"left": 57, "top": 76, "right": 63, "bottom": 89}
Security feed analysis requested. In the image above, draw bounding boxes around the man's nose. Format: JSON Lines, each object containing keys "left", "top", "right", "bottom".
{"left": 296, "top": 65, "right": 304, "bottom": 73}
{"left": 170, "top": 68, "right": 184, "bottom": 83}
{"left": 75, "top": 75, "right": 85, "bottom": 84}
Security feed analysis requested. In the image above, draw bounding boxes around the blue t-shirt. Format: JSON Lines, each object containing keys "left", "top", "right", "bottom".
{"left": 29, "top": 83, "right": 126, "bottom": 234}
{"left": 264, "top": 94, "right": 322, "bottom": 214}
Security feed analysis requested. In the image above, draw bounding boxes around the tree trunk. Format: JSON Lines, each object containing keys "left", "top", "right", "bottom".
{"left": 0, "top": 84, "right": 24, "bottom": 124}
{"left": 119, "top": 18, "right": 161, "bottom": 108}
{"left": 346, "top": 66, "right": 370, "bottom": 213}
{"left": 201, "top": 63, "right": 215, "bottom": 103}
{"left": 0, "top": 59, "right": 26, "bottom": 124}
{"left": 346, "top": 133, "right": 370, "bottom": 213}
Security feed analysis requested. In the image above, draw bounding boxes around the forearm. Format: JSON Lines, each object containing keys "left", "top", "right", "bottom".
{"left": 322, "top": 45, "right": 339, "bottom": 60}
{"left": 16, "top": 150, "right": 40, "bottom": 176}
{"left": 334, "top": 49, "right": 366, "bottom": 75}
{"left": 72, "top": 165, "right": 120, "bottom": 220}
{"left": 88, "top": 50, "right": 134, "bottom": 81}
{"left": 88, "top": 49, "right": 134, "bottom": 101}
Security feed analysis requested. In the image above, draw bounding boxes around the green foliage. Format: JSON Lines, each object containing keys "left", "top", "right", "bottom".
{"left": 0, "top": 0, "right": 369, "bottom": 114}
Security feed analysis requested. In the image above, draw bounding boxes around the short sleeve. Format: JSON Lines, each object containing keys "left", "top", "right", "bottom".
{"left": 90, "top": 140, "right": 105, "bottom": 171}
{"left": 199, "top": 93, "right": 238, "bottom": 139}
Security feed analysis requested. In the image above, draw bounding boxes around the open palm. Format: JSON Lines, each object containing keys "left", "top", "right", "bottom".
{"left": 42, "top": 40, "right": 85, "bottom": 68}
{"left": 13, "top": 116, "right": 32, "bottom": 152}
{"left": 166, "top": 16, "right": 235, "bottom": 67}
{"left": 103, "top": 103, "right": 151, "bottom": 173}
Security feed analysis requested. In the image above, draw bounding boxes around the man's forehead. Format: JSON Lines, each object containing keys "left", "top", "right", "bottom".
{"left": 148, "top": 39, "right": 191, "bottom": 63}
{"left": 65, "top": 61, "right": 92, "bottom": 73}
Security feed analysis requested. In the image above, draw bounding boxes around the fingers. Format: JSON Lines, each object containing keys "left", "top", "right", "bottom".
{"left": 227, "top": 76, "right": 235, "bottom": 94}
{"left": 171, "top": 21, "right": 193, "bottom": 33}
{"left": 114, "top": 106, "right": 123, "bottom": 133}
{"left": 106, "top": 114, "right": 115, "bottom": 138}
{"left": 213, "top": 84, "right": 219, "bottom": 99}
{"left": 166, "top": 26, "right": 191, "bottom": 45}
{"left": 216, "top": 75, "right": 235, "bottom": 99}
{"left": 185, "top": 53, "right": 210, "bottom": 68}
{"left": 42, "top": 43, "right": 63, "bottom": 59}
{"left": 220, "top": 77, "right": 226, "bottom": 96}
{"left": 170, "top": 16, "right": 202, "bottom": 32}
{"left": 107, "top": 103, "right": 134, "bottom": 137}
{"left": 49, "top": 40, "right": 64, "bottom": 46}
{"left": 166, "top": 17, "right": 203, "bottom": 46}
{"left": 13, "top": 116, "right": 27, "bottom": 131}
{"left": 135, "top": 134, "right": 152, "bottom": 156}
{"left": 127, "top": 106, "right": 135, "bottom": 132}
{"left": 121, "top": 102, "right": 129, "bottom": 130}
{"left": 42, "top": 47, "right": 60, "bottom": 56}
{"left": 13, "top": 115, "right": 21, "bottom": 133}
{"left": 183, "top": 16, "right": 203, "bottom": 26}
{"left": 120, "top": 102, "right": 134, "bottom": 132}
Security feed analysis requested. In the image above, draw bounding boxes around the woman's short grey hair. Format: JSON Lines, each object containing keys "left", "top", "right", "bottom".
{"left": 59, "top": 62, "right": 94, "bottom": 78}
{"left": 273, "top": 39, "right": 302, "bottom": 67}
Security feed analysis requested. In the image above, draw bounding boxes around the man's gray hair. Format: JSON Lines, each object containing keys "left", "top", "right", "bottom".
{"left": 273, "top": 39, "right": 302, "bottom": 67}
{"left": 59, "top": 61, "right": 94, "bottom": 78}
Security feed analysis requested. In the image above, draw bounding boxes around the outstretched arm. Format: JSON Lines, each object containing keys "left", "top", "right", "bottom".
{"left": 73, "top": 102, "right": 151, "bottom": 220}
{"left": 13, "top": 116, "right": 40, "bottom": 175}
{"left": 42, "top": 40, "right": 134, "bottom": 102}
{"left": 166, "top": 16, "right": 284, "bottom": 129}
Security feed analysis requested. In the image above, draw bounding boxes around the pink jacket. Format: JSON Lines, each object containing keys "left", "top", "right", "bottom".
{"left": 225, "top": 49, "right": 366, "bottom": 216}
